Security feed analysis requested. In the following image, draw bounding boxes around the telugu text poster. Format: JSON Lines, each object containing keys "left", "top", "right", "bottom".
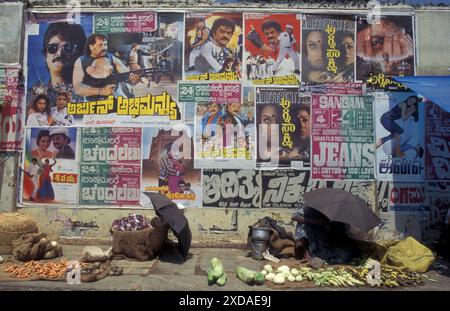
{"left": 80, "top": 127, "right": 142, "bottom": 165}
{"left": 311, "top": 94, "right": 375, "bottom": 180}
{"left": 261, "top": 170, "right": 310, "bottom": 208}
{"left": 0, "top": 63, "right": 23, "bottom": 151}
{"left": 356, "top": 15, "right": 415, "bottom": 91}
{"left": 375, "top": 92, "right": 425, "bottom": 181}
{"left": 302, "top": 14, "right": 356, "bottom": 84}
{"left": 388, "top": 182, "right": 429, "bottom": 215}
{"left": 79, "top": 164, "right": 141, "bottom": 205}
{"left": 140, "top": 125, "right": 202, "bottom": 209}
{"left": 79, "top": 127, "right": 142, "bottom": 205}
{"left": 184, "top": 12, "right": 243, "bottom": 81}
{"left": 255, "top": 86, "right": 310, "bottom": 169}
{"left": 244, "top": 13, "right": 301, "bottom": 85}
{"left": 203, "top": 169, "right": 261, "bottom": 208}
{"left": 21, "top": 127, "right": 79, "bottom": 205}
{"left": 425, "top": 101, "right": 450, "bottom": 181}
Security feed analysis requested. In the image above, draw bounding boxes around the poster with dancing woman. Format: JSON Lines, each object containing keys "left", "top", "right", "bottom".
{"left": 20, "top": 127, "right": 79, "bottom": 205}
{"left": 375, "top": 92, "right": 425, "bottom": 181}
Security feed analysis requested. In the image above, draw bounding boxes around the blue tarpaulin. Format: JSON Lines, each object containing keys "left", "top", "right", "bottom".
{"left": 393, "top": 76, "right": 450, "bottom": 112}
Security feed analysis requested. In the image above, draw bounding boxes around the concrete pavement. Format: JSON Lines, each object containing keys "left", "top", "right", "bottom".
{"left": 0, "top": 244, "right": 449, "bottom": 291}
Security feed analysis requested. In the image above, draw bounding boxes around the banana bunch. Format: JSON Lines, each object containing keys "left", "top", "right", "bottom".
{"left": 296, "top": 266, "right": 365, "bottom": 287}
{"left": 380, "top": 266, "right": 424, "bottom": 287}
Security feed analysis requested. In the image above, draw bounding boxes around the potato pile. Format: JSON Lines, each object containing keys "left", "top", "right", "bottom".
{"left": 12, "top": 233, "right": 62, "bottom": 261}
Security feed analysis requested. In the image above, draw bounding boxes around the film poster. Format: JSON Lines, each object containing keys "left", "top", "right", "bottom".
{"left": 185, "top": 82, "right": 255, "bottom": 169}
{"left": 356, "top": 15, "right": 415, "bottom": 91}
{"left": 255, "top": 86, "right": 310, "bottom": 169}
{"left": 311, "top": 94, "right": 375, "bottom": 180}
{"left": 24, "top": 12, "right": 183, "bottom": 127}
{"left": 79, "top": 127, "right": 141, "bottom": 205}
{"left": 184, "top": 12, "right": 243, "bottom": 81}
{"left": 244, "top": 13, "right": 301, "bottom": 85}
{"left": 140, "top": 125, "right": 202, "bottom": 209}
{"left": 302, "top": 14, "right": 356, "bottom": 83}
{"left": 375, "top": 92, "right": 425, "bottom": 182}
{"left": 21, "top": 127, "right": 79, "bottom": 205}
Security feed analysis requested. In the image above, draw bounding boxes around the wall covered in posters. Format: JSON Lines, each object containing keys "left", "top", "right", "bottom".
{"left": 18, "top": 8, "right": 448, "bottom": 216}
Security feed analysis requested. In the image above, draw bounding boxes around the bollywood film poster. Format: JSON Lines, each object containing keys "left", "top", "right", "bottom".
{"left": 356, "top": 15, "right": 415, "bottom": 91}
{"left": 311, "top": 94, "right": 375, "bottom": 180}
{"left": 244, "top": 13, "right": 301, "bottom": 85}
{"left": 183, "top": 82, "right": 255, "bottom": 169}
{"left": 203, "top": 169, "right": 261, "bottom": 208}
{"left": 255, "top": 86, "right": 310, "bottom": 169}
{"left": 21, "top": 127, "right": 78, "bottom": 205}
{"left": 140, "top": 125, "right": 202, "bottom": 209}
{"left": 79, "top": 127, "right": 141, "bottom": 205}
{"left": 301, "top": 14, "right": 356, "bottom": 84}
{"left": 0, "top": 63, "right": 23, "bottom": 151}
{"left": 425, "top": 101, "right": 450, "bottom": 181}
{"left": 375, "top": 92, "right": 425, "bottom": 182}
{"left": 184, "top": 12, "right": 243, "bottom": 81}
{"left": 24, "top": 11, "right": 183, "bottom": 127}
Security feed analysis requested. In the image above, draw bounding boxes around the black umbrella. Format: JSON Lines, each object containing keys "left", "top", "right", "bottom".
{"left": 303, "top": 188, "right": 381, "bottom": 232}
{"left": 143, "top": 192, "right": 192, "bottom": 260}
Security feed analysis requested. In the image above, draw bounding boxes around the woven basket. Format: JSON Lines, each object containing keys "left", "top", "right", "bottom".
{"left": 0, "top": 213, "right": 38, "bottom": 254}
{"left": 149, "top": 217, "right": 169, "bottom": 256}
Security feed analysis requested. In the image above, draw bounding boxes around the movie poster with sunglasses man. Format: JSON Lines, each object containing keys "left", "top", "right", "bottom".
{"left": 184, "top": 12, "right": 243, "bottom": 81}
{"left": 24, "top": 11, "right": 183, "bottom": 127}
{"left": 356, "top": 15, "right": 415, "bottom": 91}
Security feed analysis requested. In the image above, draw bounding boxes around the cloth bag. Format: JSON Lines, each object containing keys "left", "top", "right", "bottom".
{"left": 112, "top": 227, "right": 153, "bottom": 261}
{"left": 381, "top": 236, "right": 435, "bottom": 273}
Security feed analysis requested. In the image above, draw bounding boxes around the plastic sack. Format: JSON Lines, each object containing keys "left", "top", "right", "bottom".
{"left": 81, "top": 246, "right": 112, "bottom": 262}
{"left": 381, "top": 237, "right": 435, "bottom": 273}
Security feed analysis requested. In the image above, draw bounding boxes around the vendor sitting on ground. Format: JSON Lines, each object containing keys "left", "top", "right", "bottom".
{"left": 291, "top": 205, "right": 330, "bottom": 260}
{"left": 292, "top": 206, "right": 356, "bottom": 264}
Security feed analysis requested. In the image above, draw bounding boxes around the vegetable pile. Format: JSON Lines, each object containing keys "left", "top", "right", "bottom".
{"left": 261, "top": 263, "right": 426, "bottom": 288}
{"left": 4, "top": 259, "right": 84, "bottom": 279}
{"left": 235, "top": 266, "right": 265, "bottom": 285}
{"left": 207, "top": 257, "right": 227, "bottom": 286}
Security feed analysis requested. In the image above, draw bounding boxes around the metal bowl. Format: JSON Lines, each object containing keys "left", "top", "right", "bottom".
{"left": 251, "top": 227, "right": 271, "bottom": 241}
